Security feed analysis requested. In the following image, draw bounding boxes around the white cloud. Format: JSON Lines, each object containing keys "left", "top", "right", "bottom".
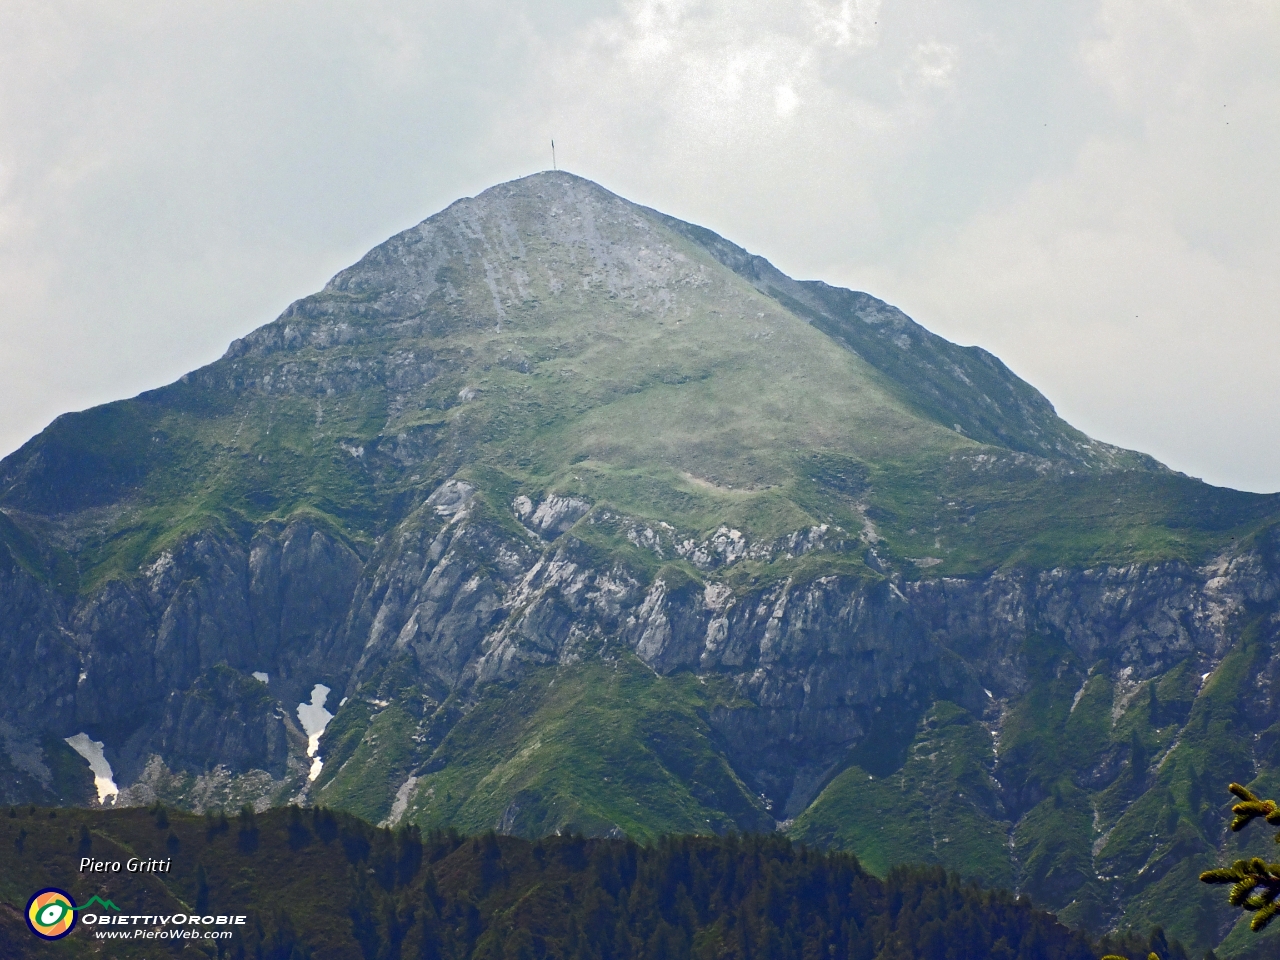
{"left": 855, "top": 0, "right": 1280, "bottom": 490}
{"left": 907, "top": 41, "right": 958, "bottom": 89}
{"left": 559, "top": 0, "right": 836, "bottom": 134}
{"left": 775, "top": 83, "right": 802, "bottom": 118}
{"left": 807, "top": 0, "right": 881, "bottom": 49}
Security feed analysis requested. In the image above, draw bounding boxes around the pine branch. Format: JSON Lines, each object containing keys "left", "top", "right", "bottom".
{"left": 1226, "top": 783, "right": 1280, "bottom": 833}
{"left": 1201, "top": 785, "right": 1280, "bottom": 931}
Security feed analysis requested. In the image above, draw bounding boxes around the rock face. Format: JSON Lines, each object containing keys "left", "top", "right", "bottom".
{"left": 8, "top": 476, "right": 1277, "bottom": 951}
{"left": 0, "top": 172, "right": 1277, "bottom": 955}
{"left": 0, "top": 517, "right": 360, "bottom": 800}
{"left": 342, "top": 495, "right": 1280, "bottom": 805}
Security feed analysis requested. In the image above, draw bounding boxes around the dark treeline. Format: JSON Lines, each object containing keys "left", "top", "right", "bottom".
{"left": 1, "top": 805, "right": 1185, "bottom": 960}
{"left": 359, "top": 828, "right": 1182, "bottom": 960}
{"left": 312, "top": 811, "right": 1183, "bottom": 960}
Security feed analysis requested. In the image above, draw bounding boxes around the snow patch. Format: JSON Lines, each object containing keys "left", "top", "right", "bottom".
{"left": 297, "top": 684, "right": 334, "bottom": 781}
{"left": 252, "top": 671, "right": 269, "bottom": 684}
{"left": 65, "top": 733, "right": 118, "bottom": 803}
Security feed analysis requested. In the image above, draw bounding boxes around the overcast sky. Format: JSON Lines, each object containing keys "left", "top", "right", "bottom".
{"left": 2, "top": 0, "right": 1276, "bottom": 491}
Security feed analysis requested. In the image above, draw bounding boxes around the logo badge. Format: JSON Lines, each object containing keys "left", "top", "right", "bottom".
{"left": 26, "top": 888, "right": 78, "bottom": 940}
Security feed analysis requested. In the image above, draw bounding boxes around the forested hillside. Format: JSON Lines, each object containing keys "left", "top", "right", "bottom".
{"left": 0, "top": 805, "right": 1186, "bottom": 960}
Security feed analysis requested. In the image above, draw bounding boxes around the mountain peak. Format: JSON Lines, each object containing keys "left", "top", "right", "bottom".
{"left": 1, "top": 172, "right": 1219, "bottom": 575}
{"left": 2, "top": 173, "right": 1278, "bottom": 960}
{"left": 224, "top": 170, "right": 1144, "bottom": 472}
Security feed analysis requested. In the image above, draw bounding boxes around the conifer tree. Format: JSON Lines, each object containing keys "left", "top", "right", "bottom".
{"left": 1200, "top": 782, "right": 1280, "bottom": 931}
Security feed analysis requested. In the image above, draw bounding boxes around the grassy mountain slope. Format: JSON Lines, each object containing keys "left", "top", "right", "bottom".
{"left": 2, "top": 173, "right": 1274, "bottom": 595}
{"left": 372, "top": 657, "right": 772, "bottom": 839}
{"left": 789, "top": 621, "right": 1280, "bottom": 953}
{"left": 652, "top": 212, "right": 1145, "bottom": 468}
{"left": 789, "top": 701, "right": 1012, "bottom": 889}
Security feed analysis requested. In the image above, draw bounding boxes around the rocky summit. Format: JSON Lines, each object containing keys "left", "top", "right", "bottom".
{"left": 2, "top": 172, "right": 1279, "bottom": 956}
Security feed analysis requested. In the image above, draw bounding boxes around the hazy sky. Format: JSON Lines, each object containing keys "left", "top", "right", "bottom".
{"left": 2, "top": 0, "right": 1276, "bottom": 491}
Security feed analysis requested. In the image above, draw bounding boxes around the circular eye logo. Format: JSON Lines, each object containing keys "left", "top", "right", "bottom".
{"left": 26, "top": 888, "right": 77, "bottom": 940}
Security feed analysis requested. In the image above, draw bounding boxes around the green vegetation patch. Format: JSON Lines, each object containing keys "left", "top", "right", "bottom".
{"left": 865, "top": 459, "right": 1280, "bottom": 577}
{"left": 318, "top": 702, "right": 420, "bottom": 824}
{"left": 789, "top": 701, "right": 1013, "bottom": 889}
{"left": 401, "top": 655, "right": 772, "bottom": 840}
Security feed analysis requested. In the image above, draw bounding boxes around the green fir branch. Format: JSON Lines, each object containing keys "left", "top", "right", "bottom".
{"left": 1201, "top": 783, "right": 1280, "bottom": 931}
